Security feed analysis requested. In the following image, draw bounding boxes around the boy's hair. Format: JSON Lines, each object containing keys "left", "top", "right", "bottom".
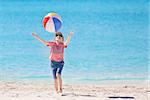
{"left": 55, "top": 32, "right": 63, "bottom": 37}
{"left": 55, "top": 32, "right": 64, "bottom": 41}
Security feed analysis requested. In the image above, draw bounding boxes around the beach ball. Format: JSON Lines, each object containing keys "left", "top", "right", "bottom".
{"left": 43, "top": 12, "right": 62, "bottom": 33}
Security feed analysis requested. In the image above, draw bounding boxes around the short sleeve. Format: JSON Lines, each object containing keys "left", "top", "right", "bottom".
{"left": 47, "top": 42, "right": 55, "bottom": 47}
{"left": 64, "top": 44, "right": 67, "bottom": 48}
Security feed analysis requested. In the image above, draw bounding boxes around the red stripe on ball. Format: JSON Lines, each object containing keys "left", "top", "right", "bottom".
{"left": 43, "top": 16, "right": 50, "bottom": 28}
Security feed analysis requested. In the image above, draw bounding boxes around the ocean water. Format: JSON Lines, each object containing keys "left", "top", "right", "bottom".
{"left": 0, "top": 0, "right": 149, "bottom": 83}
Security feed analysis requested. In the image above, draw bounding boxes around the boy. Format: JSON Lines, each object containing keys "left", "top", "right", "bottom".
{"left": 32, "top": 31, "right": 74, "bottom": 94}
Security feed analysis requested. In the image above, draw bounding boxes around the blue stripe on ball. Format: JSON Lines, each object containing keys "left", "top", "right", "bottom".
{"left": 53, "top": 17, "right": 62, "bottom": 32}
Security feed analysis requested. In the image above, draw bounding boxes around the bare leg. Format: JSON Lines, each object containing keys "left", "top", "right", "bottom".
{"left": 57, "top": 73, "right": 63, "bottom": 93}
{"left": 54, "top": 79, "right": 58, "bottom": 93}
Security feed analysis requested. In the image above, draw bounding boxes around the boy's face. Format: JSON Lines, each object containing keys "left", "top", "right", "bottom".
{"left": 55, "top": 35, "right": 63, "bottom": 43}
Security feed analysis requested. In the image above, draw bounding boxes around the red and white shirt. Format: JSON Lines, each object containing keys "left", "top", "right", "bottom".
{"left": 47, "top": 42, "right": 67, "bottom": 62}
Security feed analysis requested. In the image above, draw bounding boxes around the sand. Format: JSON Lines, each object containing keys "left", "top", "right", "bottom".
{"left": 0, "top": 80, "right": 149, "bottom": 100}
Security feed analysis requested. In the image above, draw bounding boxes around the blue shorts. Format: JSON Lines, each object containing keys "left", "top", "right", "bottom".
{"left": 51, "top": 60, "right": 64, "bottom": 79}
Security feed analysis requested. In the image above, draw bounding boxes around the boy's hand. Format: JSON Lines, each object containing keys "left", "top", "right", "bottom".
{"left": 32, "top": 32, "right": 38, "bottom": 37}
{"left": 65, "top": 31, "right": 74, "bottom": 45}
{"left": 70, "top": 31, "right": 74, "bottom": 36}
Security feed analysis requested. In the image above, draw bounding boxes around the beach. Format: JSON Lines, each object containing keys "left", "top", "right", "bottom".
{"left": 0, "top": 80, "right": 149, "bottom": 100}
{"left": 1, "top": 0, "right": 149, "bottom": 100}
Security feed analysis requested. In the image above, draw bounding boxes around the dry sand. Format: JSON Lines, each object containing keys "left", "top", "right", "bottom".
{"left": 0, "top": 80, "right": 149, "bottom": 100}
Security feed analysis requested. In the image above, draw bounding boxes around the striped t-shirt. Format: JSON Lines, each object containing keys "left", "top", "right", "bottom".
{"left": 47, "top": 42, "right": 67, "bottom": 62}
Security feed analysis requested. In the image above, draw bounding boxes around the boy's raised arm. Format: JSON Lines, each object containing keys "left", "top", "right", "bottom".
{"left": 32, "top": 32, "right": 49, "bottom": 46}
{"left": 65, "top": 32, "right": 74, "bottom": 46}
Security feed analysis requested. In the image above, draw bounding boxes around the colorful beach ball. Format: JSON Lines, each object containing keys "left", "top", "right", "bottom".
{"left": 43, "top": 12, "right": 62, "bottom": 33}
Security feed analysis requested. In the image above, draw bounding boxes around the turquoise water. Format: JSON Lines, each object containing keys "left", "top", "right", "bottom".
{"left": 0, "top": 0, "right": 149, "bottom": 83}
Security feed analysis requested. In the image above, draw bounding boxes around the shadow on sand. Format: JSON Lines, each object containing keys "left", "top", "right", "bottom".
{"left": 108, "top": 96, "right": 135, "bottom": 99}
{"left": 62, "top": 93, "right": 97, "bottom": 97}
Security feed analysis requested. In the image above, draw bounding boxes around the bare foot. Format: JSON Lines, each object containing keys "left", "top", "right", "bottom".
{"left": 59, "top": 88, "right": 63, "bottom": 93}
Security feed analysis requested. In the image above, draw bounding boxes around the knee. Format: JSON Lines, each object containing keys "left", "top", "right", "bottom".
{"left": 56, "top": 73, "right": 61, "bottom": 78}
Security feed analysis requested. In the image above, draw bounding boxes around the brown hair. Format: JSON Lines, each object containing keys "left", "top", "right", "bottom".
{"left": 55, "top": 32, "right": 64, "bottom": 41}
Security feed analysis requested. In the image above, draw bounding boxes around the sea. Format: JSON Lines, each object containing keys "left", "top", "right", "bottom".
{"left": 0, "top": 0, "right": 149, "bottom": 84}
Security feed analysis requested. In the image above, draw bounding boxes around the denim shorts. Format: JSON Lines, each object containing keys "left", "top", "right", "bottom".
{"left": 51, "top": 60, "right": 64, "bottom": 79}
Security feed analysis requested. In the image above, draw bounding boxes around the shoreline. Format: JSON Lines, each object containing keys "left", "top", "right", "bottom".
{"left": 1, "top": 77, "right": 149, "bottom": 84}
